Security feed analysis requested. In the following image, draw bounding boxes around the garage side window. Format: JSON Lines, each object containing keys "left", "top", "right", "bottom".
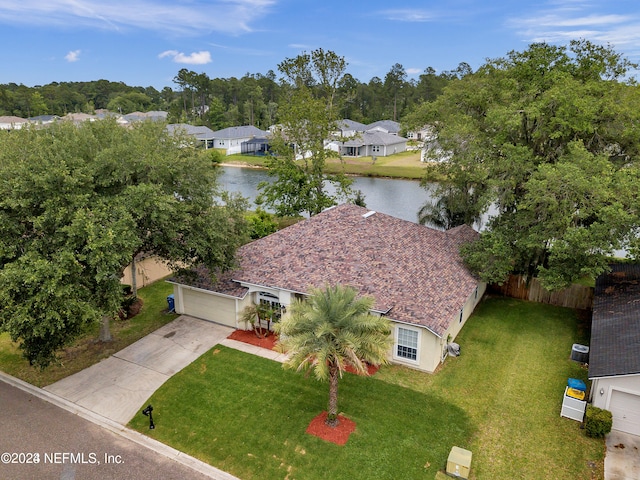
{"left": 396, "top": 327, "right": 419, "bottom": 361}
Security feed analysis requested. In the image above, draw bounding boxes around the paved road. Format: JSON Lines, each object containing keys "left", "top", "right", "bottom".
{"left": 0, "top": 381, "right": 212, "bottom": 480}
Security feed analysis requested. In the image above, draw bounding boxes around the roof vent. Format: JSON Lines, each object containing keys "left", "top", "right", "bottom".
{"left": 362, "top": 211, "right": 376, "bottom": 218}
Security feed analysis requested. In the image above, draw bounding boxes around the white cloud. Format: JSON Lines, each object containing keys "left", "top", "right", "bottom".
{"left": 159, "top": 50, "right": 212, "bottom": 65}
{"left": 377, "top": 9, "right": 438, "bottom": 22}
{"left": 507, "top": 3, "right": 640, "bottom": 50}
{"left": 406, "top": 68, "right": 422, "bottom": 75}
{"left": 0, "top": 0, "right": 276, "bottom": 35}
{"left": 65, "top": 50, "right": 81, "bottom": 62}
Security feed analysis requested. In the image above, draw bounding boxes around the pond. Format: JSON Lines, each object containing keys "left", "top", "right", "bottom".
{"left": 218, "top": 165, "right": 434, "bottom": 223}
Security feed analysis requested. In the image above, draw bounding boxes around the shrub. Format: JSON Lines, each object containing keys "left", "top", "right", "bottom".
{"left": 585, "top": 405, "right": 612, "bottom": 438}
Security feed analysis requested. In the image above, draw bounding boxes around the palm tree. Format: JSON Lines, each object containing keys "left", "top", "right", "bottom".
{"left": 276, "top": 284, "right": 392, "bottom": 427}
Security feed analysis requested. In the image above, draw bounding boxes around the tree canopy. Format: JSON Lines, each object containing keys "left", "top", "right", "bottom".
{"left": 0, "top": 119, "right": 248, "bottom": 367}
{"left": 257, "top": 49, "right": 356, "bottom": 217}
{"left": 406, "top": 40, "right": 640, "bottom": 289}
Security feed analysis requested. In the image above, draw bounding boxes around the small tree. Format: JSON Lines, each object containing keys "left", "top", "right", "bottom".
{"left": 276, "top": 284, "right": 392, "bottom": 427}
{"left": 241, "top": 303, "right": 279, "bottom": 338}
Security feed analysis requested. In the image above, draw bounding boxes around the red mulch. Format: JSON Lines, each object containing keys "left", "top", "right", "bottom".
{"left": 345, "top": 363, "right": 379, "bottom": 376}
{"left": 227, "top": 329, "right": 278, "bottom": 350}
{"left": 306, "top": 411, "right": 356, "bottom": 445}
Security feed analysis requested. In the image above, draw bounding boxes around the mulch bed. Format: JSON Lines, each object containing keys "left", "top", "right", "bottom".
{"left": 227, "top": 329, "right": 278, "bottom": 350}
{"left": 306, "top": 411, "right": 356, "bottom": 445}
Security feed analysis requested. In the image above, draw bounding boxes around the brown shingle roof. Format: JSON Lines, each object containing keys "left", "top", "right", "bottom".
{"left": 190, "top": 204, "right": 478, "bottom": 336}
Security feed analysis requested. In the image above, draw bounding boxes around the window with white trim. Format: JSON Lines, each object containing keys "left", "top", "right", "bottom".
{"left": 396, "top": 326, "right": 419, "bottom": 361}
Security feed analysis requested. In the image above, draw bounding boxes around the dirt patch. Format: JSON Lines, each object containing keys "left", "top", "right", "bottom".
{"left": 306, "top": 411, "right": 356, "bottom": 445}
{"left": 228, "top": 329, "right": 278, "bottom": 350}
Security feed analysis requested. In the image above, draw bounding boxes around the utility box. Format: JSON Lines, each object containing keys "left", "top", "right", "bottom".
{"left": 446, "top": 446, "right": 472, "bottom": 479}
{"left": 571, "top": 344, "right": 589, "bottom": 363}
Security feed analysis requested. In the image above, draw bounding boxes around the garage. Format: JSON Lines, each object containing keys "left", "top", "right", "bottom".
{"left": 609, "top": 390, "right": 640, "bottom": 436}
{"left": 173, "top": 286, "right": 240, "bottom": 328}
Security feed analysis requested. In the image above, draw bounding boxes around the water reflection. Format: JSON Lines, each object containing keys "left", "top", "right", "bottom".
{"left": 218, "top": 166, "right": 431, "bottom": 223}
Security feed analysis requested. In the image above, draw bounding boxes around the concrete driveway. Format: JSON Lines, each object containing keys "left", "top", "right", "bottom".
{"left": 44, "top": 316, "right": 232, "bottom": 425}
{"left": 605, "top": 430, "right": 640, "bottom": 480}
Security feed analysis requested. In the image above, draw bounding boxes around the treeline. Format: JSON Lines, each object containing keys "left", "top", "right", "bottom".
{"left": 0, "top": 62, "right": 472, "bottom": 129}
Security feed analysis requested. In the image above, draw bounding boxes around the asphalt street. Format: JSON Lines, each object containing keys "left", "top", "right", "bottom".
{"left": 0, "top": 381, "right": 210, "bottom": 480}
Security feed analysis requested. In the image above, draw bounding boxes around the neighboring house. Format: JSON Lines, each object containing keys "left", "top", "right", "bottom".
{"left": 166, "top": 123, "right": 216, "bottom": 149}
{"left": 333, "top": 119, "right": 368, "bottom": 138}
{"left": 28, "top": 115, "right": 60, "bottom": 125}
{"left": 169, "top": 204, "right": 485, "bottom": 373}
{"left": 121, "top": 111, "right": 168, "bottom": 123}
{"left": 62, "top": 113, "right": 98, "bottom": 123}
{"left": 367, "top": 120, "right": 401, "bottom": 136}
{"left": 589, "top": 263, "right": 640, "bottom": 436}
{"left": 0, "top": 115, "right": 29, "bottom": 130}
{"left": 328, "top": 130, "right": 408, "bottom": 157}
{"left": 210, "top": 125, "right": 268, "bottom": 155}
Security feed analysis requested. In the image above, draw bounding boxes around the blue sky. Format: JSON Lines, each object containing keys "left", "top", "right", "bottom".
{"left": 2, "top": 0, "right": 639, "bottom": 89}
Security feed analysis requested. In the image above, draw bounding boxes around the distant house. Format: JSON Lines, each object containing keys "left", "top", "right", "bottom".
{"left": 169, "top": 204, "right": 485, "bottom": 373}
{"left": 367, "top": 120, "right": 401, "bottom": 136}
{"left": 589, "top": 263, "right": 640, "bottom": 436}
{"left": 328, "top": 130, "right": 408, "bottom": 157}
{"left": 27, "top": 115, "right": 60, "bottom": 126}
{"left": 121, "top": 111, "right": 168, "bottom": 123}
{"left": 333, "top": 119, "right": 368, "bottom": 138}
{"left": 210, "top": 125, "right": 268, "bottom": 155}
{"left": 62, "top": 113, "right": 98, "bottom": 123}
{"left": 166, "top": 123, "right": 216, "bottom": 148}
{"left": 0, "top": 116, "right": 29, "bottom": 130}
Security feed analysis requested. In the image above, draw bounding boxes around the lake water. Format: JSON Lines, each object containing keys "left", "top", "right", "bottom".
{"left": 218, "top": 166, "right": 434, "bottom": 223}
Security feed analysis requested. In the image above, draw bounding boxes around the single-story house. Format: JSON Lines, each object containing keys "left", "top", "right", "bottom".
{"left": 210, "top": 125, "right": 268, "bottom": 155}
{"left": 367, "top": 120, "right": 401, "bottom": 136}
{"left": 0, "top": 116, "right": 29, "bottom": 130}
{"left": 333, "top": 119, "right": 368, "bottom": 138}
{"left": 169, "top": 204, "right": 485, "bottom": 373}
{"left": 27, "top": 115, "right": 60, "bottom": 126}
{"left": 328, "top": 130, "right": 408, "bottom": 157}
{"left": 589, "top": 263, "right": 640, "bottom": 436}
{"left": 166, "top": 123, "right": 216, "bottom": 149}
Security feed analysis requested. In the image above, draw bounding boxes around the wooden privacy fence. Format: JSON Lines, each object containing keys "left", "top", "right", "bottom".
{"left": 490, "top": 275, "right": 594, "bottom": 310}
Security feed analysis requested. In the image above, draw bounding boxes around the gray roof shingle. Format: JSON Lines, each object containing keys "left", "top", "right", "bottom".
{"left": 589, "top": 263, "right": 640, "bottom": 378}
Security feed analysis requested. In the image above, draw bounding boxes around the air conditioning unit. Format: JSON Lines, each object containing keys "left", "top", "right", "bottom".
{"left": 571, "top": 344, "right": 589, "bottom": 363}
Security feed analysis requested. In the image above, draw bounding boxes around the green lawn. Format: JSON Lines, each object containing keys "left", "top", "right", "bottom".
{"left": 222, "top": 151, "right": 434, "bottom": 180}
{"left": 0, "top": 280, "right": 178, "bottom": 387}
{"left": 129, "top": 297, "right": 604, "bottom": 480}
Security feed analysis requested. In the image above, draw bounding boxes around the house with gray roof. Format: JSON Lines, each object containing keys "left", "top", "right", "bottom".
{"left": 210, "top": 125, "right": 268, "bottom": 155}
{"left": 367, "top": 120, "right": 401, "bottom": 135}
{"left": 589, "top": 263, "right": 640, "bottom": 436}
{"left": 169, "top": 204, "right": 485, "bottom": 373}
{"left": 166, "top": 123, "right": 216, "bottom": 148}
{"left": 328, "top": 129, "right": 408, "bottom": 157}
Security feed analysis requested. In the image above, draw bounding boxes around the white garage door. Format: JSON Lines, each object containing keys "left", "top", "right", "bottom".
{"left": 182, "top": 289, "right": 237, "bottom": 328}
{"left": 609, "top": 390, "right": 640, "bottom": 436}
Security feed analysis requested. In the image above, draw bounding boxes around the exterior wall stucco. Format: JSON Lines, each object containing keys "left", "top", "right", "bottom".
{"left": 591, "top": 374, "right": 640, "bottom": 410}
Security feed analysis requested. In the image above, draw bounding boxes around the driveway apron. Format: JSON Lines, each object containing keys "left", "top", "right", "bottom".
{"left": 44, "top": 316, "right": 232, "bottom": 425}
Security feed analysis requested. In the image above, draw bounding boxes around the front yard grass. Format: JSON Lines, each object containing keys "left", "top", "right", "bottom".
{"left": 0, "top": 280, "right": 177, "bottom": 387}
{"left": 129, "top": 297, "right": 604, "bottom": 479}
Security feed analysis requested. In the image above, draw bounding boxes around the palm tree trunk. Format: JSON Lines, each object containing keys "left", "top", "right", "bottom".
{"left": 326, "top": 364, "right": 340, "bottom": 427}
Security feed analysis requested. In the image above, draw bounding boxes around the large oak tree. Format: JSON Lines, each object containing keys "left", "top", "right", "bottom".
{"left": 0, "top": 119, "right": 248, "bottom": 367}
{"left": 406, "top": 40, "right": 640, "bottom": 289}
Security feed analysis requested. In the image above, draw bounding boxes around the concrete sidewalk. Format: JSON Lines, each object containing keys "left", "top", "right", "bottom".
{"left": 44, "top": 315, "right": 234, "bottom": 424}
